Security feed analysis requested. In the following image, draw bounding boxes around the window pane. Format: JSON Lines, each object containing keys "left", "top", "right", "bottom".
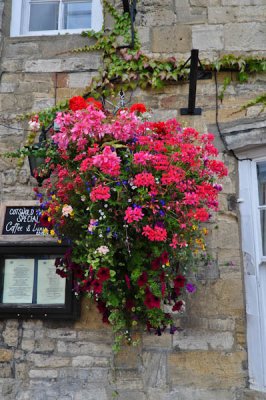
{"left": 63, "top": 2, "right": 92, "bottom": 29}
{"left": 260, "top": 210, "right": 266, "bottom": 256}
{"left": 29, "top": 2, "right": 59, "bottom": 31}
{"left": 257, "top": 162, "right": 266, "bottom": 206}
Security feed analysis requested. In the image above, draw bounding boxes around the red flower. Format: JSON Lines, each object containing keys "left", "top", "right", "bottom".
{"left": 92, "top": 280, "right": 103, "bottom": 294}
{"left": 174, "top": 275, "right": 186, "bottom": 289}
{"left": 39, "top": 212, "right": 53, "bottom": 229}
{"left": 144, "top": 289, "right": 161, "bottom": 309}
{"left": 172, "top": 300, "right": 183, "bottom": 312}
{"left": 125, "top": 298, "right": 135, "bottom": 311}
{"left": 130, "top": 103, "right": 147, "bottom": 113}
{"left": 137, "top": 271, "right": 148, "bottom": 287}
{"left": 125, "top": 274, "right": 131, "bottom": 289}
{"left": 96, "top": 267, "right": 111, "bottom": 282}
{"left": 69, "top": 96, "right": 88, "bottom": 111}
{"left": 160, "top": 251, "right": 169, "bottom": 264}
{"left": 86, "top": 97, "right": 103, "bottom": 110}
{"left": 151, "top": 257, "right": 161, "bottom": 271}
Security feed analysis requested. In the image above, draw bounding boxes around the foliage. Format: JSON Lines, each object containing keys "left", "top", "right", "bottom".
{"left": 240, "top": 93, "right": 266, "bottom": 113}
{"left": 19, "top": 1, "right": 266, "bottom": 131}
{"left": 30, "top": 98, "right": 227, "bottom": 349}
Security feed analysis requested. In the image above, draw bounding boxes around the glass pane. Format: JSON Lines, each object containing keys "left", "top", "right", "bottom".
{"left": 29, "top": 2, "right": 59, "bottom": 31}
{"left": 63, "top": 2, "right": 92, "bottom": 29}
{"left": 257, "top": 162, "right": 266, "bottom": 205}
{"left": 260, "top": 210, "right": 266, "bottom": 256}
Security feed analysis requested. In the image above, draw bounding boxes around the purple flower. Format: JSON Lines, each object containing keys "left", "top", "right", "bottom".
{"left": 186, "top": 283, "right": 196, "bottom": 293}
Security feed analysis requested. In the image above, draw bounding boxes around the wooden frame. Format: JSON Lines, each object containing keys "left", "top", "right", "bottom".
{"left": 0, "top": 245, "right": 80, "bottom": 320}
{"left": 0, "top": 202, "right": 80, "bottom": 320}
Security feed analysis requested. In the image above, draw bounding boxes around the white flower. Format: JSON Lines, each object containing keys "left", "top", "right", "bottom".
{"left": 29, "top": 120, "right": 40, "bottom": 131}
{"left": 62, "top": 204, "right": 74, "bottom": 217}
{"left": 96, "top": 245, "right": 109, "bottom": 255}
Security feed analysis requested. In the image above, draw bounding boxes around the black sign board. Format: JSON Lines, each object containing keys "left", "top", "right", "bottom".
{"left": 2, "top": 206, "right": 43, "bottom": 235}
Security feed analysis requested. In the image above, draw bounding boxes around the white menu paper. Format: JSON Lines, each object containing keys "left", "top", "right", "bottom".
{"left": 37, "top": 259, "right": 66, "bottom": 304}
{"left": 2, "top": 259, "right": 35, "bottom": 303}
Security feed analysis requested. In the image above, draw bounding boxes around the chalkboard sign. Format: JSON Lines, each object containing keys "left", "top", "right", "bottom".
{"left": 2, "top": 206, "right": 43, "bottom": 235}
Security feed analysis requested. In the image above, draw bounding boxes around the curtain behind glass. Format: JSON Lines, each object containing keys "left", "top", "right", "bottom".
{"left": 63, "top": 2, "right": 92, "bottom": 29}
{"left": 29, "top": 2, "right": 59, "bottom": 31}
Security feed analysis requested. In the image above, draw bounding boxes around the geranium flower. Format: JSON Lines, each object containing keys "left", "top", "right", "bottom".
{"left": 142, "top": 225, "right": 167, "bottom": 241}
{"left": 130, "top": 103, "right": 147, "bottom": 113}
{"left": 96, "top": 267, "right": 111, "bottom": 282}
{"left": 90, "top": 184, "right": 111, "bottom": 202}
{"left": 32, "top": 99, "right": 227, "bottom": 346}
{"left": 69, "top": 96, "right": 88, "bottom": 111}
{"left": 124, "top": 206, "right": 144, "bottom": 223}
{"left": 96, "top": 246, "right": 110, "bottom": 255}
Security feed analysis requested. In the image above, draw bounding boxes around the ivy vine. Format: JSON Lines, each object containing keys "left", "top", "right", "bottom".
{"left": 20, "top": 0, "right": 266, "bottom": 128}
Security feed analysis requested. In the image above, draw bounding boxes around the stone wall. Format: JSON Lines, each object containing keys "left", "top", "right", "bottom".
{"left": 0, "top": 0, "right": 266, "bottom": 399}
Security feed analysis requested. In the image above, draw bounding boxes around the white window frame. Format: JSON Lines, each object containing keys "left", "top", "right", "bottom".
{"left": 239, "top": 152, "right": 266, "bottom": 392}
{"left": 10, "top": 0, "right": 103, "bottom": 37}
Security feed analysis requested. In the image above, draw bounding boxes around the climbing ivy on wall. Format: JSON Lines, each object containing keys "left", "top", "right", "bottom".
{"left": 22, "top": 0, "right": 266, "bottom": 127}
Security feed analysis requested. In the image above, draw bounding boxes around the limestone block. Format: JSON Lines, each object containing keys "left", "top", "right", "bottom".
{"left": 0, "top": 349, "right": 13, "bottom": 362}
{"left": 173, "top": 329, "right": 234, "bottom": 350}
{"left": 142, "top": 332, "right": 172, "bottom": 349}
{"left": 4, "top": 42, "right": 39, "bottom": 59}
{"left": 142, "top": 352, "right": 168, "bottom": 388}
{"left": 114, "top": 335, "right": 142, "bottom": 369}
{"left": 29, "top": 369, "right": 58, "bottom": 379}
{"left": 23, "top": 320, "right": 43, "bottom": 330}
{"left": 168, "top": 350, "right": 246, "bottom": 389}
{"left": 208, "top": 6, "right": 266, "bottom": 23}
{"left": 222, "top": 0, "right": 265, "bottom": 5}
{"left": 72, "top": 356, "right": 110, "bottom": 367}
{"left": 243, "top": 389, "right": 266, "bottom": 399}
{"left": 224, "top": 23, "right": 266, "bottom": 51}
{"left": 34, "top": 339, "right": 55, "bottom": 352}
{"left": 27, "top": 354, "right": 71, "bottom": 368}
{"left": 192, "top": 25, "right": 224, "bottom": 50}
{"left": 57, "top": 340, "right": 112, "bottom": 356}
{"left": 151, "top": 25, "right": 192, "bottom": 53}
{"left": 46, "top": 329, "right": 77, "bottom": 340}
{"left": 165, "top": 387, "right": 240, "bottom": 400}
{"left": 2, "top": 320, "right": 19, "bottom": 347}
{"left": 187, "top": 278, "right": 244, "bottom": 317}
{"left": 77, "top": 330, "right": 112, "bottom": 343}
{"left": 24, "top": 54, "right": 102, "bottom": 73}
{"left": 59, "top": 367, "right": 108, "bottom": 383}
{"left": 74, "top": 389, "right": 108, "bottom": 400}
{"left": 21, "top": 339, "right": 35, "bottom": 351}
{"left": 137, "top": 27, "right": 150, "bottom": 48}
{"left": 0, "top": 363, "right": 12, "bottom": 378}
{"left": 0, "top": 3, "right": 4, "bottom": 31}
{"left": 114, "top": 369, "right": 144, "bottom": 390}
{"left": 68, "top": 72, "right": 98, "bottom": 88}
{"left": 115, "top": 391, "right": 147, "bottom": 400}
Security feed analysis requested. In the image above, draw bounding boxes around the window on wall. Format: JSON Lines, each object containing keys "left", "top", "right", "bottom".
{"left": 10, "top": 0, "right": 103, "bottom": 36}
{"left": 239, "top": 155, "right": 266, "bottom": 392}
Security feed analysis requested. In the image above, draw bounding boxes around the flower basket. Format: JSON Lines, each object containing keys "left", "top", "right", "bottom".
{"left": 33, "top": 97, "right": 227, "bottom": 350}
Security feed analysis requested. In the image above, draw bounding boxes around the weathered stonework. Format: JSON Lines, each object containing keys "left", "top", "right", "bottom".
{"left": 0, "top": 0, "right": 265, "bottom": 398}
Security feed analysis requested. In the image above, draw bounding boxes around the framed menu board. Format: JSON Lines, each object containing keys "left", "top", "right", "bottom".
{"left": 0, "top": 202, "right": 79, "bottom": 319}
{"left": 0, "top": 246, "right": 80, "bottom": 319}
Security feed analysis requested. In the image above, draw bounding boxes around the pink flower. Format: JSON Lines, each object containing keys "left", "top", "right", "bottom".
{"left": 92, "top": 146, "right": 121, "bottom": 177}
{"left": 90, "top": 185, "right": 111, "bottom": 202}
{"left": 142, "top": 225, "right": 167, "bottom": 241}
{"left": 124, "top": 206, "right": 144, "bottom": 223}
{"left": 134, "top": 172, "right": 155, "bottom": 187}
